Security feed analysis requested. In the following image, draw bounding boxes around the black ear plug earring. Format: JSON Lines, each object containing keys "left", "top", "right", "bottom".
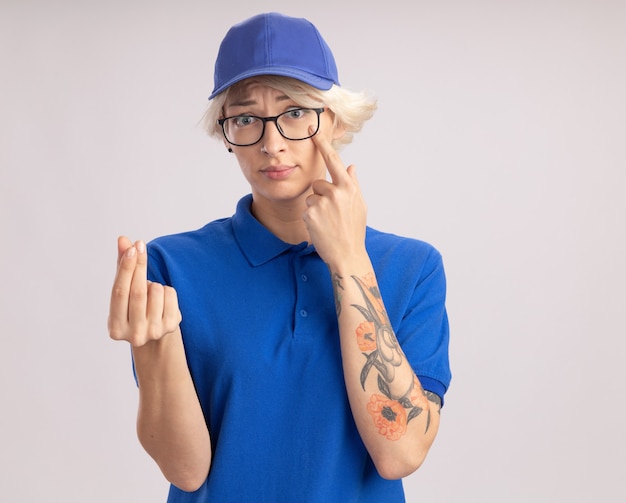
{"left": 228, "top": 148, "right": 233, "bottom": 153}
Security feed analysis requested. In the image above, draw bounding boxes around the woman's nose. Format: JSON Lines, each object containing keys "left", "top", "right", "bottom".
{"left": 260, "top": 120, "right": 286, "bottom": 156}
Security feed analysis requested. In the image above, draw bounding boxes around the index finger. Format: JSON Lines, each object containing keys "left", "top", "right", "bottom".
{"left": 127, "top": 240, "right": 149, "bottom": 323}
{"left": 311, "top": 131, "right": 348, "bottom": 185}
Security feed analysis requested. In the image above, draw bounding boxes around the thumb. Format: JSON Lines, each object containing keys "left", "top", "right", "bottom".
{"left": 116, "top": 235, "right": 134, "bottom": 264}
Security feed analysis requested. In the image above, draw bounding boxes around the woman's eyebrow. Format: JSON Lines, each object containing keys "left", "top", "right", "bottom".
{"left": 228, "top": 99, "right": 257, "bottom": 107}
{"left": 228, "top": 94, "right": 292, "bottom": 108}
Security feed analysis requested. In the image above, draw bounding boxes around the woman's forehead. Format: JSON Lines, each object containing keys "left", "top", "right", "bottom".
{"left": 225, "top": 81, "right": 292, "bottom": 107}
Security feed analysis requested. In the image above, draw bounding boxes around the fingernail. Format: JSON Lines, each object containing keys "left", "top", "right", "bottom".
{"left": 136, "top": 240, "right": 146, "bottom": 253}
{"left": 126, "top": 246, "right": 136, "bottom": 258}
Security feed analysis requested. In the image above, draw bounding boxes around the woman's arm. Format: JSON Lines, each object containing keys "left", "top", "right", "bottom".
{"left": 330, "top": 261, "right": 441, "bottom": 479}
{"left": 108, "top": 237, "right": 211, "bottom": 491}
{"left": 304, "top": 137, "right": 442, "bottom": 479}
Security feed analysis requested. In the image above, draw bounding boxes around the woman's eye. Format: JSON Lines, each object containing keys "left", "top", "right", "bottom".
{"left": 234, "top": 116, "right": 256, "bottom": 127}
{"left": 286, "top": 109, "right": 305, "bottom": 119}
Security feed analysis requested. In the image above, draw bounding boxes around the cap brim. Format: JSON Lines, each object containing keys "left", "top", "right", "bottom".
{"left": 208, "top": 66, "right": 336, "bottom": 100}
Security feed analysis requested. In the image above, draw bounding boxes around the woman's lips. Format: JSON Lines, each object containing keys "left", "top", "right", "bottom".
{"left": 261, "top": 165, "right": 296, "bottom": 180}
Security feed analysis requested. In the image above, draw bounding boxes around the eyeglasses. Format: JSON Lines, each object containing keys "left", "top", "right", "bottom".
{"left": 218, "top": 107, "right": 325, "bottom": 147}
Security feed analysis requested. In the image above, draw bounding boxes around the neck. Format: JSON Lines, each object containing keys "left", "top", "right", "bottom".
{"left": 250, "top": 196, "right": 311, "bottom": 245}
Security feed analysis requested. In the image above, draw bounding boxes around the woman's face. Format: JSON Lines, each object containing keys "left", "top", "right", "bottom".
{"left": 222, "top": 82, "right": 343, "bottom": 210}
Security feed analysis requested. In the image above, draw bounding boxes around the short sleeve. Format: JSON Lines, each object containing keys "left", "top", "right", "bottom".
{"left": 396, "top": 247, "right": 451, "bottom": 405}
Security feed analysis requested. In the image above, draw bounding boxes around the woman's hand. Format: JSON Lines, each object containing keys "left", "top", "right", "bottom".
{"left": 303, "top": 134, "right": 368, "bottom": 271}
{"left": 107, "top": 236, "right": 182, "bottom": 347}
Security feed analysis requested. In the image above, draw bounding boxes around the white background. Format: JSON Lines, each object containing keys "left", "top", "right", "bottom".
{"left": 1, "top": 0, "right": 625, "bottom": 501}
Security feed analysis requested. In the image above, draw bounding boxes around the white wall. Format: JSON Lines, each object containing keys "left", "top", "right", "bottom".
{"left": 1, "top": 1, "right": 624, "bottom": 501}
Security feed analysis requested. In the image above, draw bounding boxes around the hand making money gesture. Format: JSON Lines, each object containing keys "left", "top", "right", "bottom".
{"left": 107, "top": 236, "right": 182, "bottom": 347}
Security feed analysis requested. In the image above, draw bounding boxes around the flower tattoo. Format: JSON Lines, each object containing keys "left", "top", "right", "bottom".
{"left": 367, "top": 394, "right": 408, "bottom": 440}
{"left": 356, "top": 321, "right": 377, "bottom": 352}
{"left": 351, "top": 274, "right": 432, "bottom": 439}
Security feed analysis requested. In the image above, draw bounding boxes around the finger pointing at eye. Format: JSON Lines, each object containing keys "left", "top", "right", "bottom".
{"left": 310, "top": 130, "right": 349, "bottom": 186}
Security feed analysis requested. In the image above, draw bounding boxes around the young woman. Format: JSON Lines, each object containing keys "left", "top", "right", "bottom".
{"left": 108, "top": 12, "right": 451, "bottom": 502}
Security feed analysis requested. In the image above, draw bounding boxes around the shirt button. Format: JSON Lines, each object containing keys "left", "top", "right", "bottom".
{"left": 300, "top": 309, "right": 308, "bottom": 318}
{"left": 301, "top": 274, "right": 308, "bottom": 282}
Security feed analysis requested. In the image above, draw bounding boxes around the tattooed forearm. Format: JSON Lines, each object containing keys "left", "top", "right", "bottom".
{"left": 350, "top": 274, "right": 402, "bottom": 390}
{"left": 350, "top": 272, "right": 439, "bottom": 439}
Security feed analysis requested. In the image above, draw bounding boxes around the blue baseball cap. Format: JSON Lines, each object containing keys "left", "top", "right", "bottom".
{"left": 209, "top": 12, "right": 340, "bottom": 100}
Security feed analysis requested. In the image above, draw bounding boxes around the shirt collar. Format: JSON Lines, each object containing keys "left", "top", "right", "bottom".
{"left": 232, "top": 194, "right": 310, "bottom": 266}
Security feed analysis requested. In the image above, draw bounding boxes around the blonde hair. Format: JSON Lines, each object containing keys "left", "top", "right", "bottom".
{"left": 202, "top": 76, "right": 377, "bottom": 149}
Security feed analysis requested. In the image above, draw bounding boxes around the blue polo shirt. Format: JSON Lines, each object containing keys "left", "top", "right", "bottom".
{"left": 146, "top": 194, "right": 451, "bottom": 503}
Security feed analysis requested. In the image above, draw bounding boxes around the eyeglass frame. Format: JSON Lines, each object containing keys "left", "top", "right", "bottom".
{"left": 217, "top": 107, "right": 325, "bottom": 147}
